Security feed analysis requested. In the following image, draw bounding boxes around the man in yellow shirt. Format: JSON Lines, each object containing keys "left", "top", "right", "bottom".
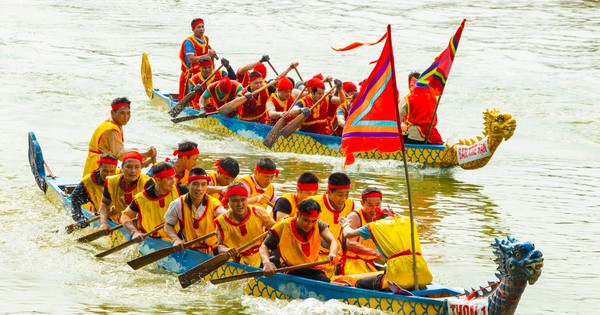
{"left": 206, "top": 156, "right": 240, "bottom": 200}
{"left": 272, "top": 172, "right": 319, "bottom": 221}
{"left": 237, "top": 158, "right": 279, "bottom": 210}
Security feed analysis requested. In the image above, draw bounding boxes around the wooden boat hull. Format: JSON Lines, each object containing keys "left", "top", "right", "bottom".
{"left": 28, "top": 131, "right": 475, "bottom": 315}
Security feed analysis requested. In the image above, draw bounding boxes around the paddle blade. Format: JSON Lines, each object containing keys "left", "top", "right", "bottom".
{"left": 168, "top": 90, "right": 197, "bottom": 118}
{"left": 262, "top": 119, "right": 286, "bottom": 148}
{"left": 76, "top": 229, "right": 109, "bottom": 243}
{"left": 141, "top": 53, "right": 153, "bottom": 99}
{"left": 178, "top": 253, "right": 230, "bottom": 288}
{"left": 95, "top": 239, "right": 136, "bottom": 258}
{"left": 280, "top": 115, "right": 306, "bottom": 138}
{"left": 127, "top": 246, "right": 177, "bottom": 270}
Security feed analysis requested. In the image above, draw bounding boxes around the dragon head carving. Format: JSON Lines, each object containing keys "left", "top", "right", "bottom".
{"left": 483, "top": 109, "right": 517, "bottom": 141}
{"left": 492, "top": 236, "right": 544, "bottom": 285}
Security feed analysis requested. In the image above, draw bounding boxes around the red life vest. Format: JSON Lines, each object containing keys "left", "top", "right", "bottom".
{"left": 267, "top": 93, "right": 296, "bottom": 125}
{"left": 237, "top": 87, "right": 270, "bottom": 124}
{"left": 189, "top": 70, "right": 224, "bottom": 109}
{"left": 207, "top": 81, "right": 241, "bottom": 117}
{"left": 178, "top": 35, "right": 210, "bottom": 101}
{"left": 299, "top": 95, "right": 332, "bottom": 135}
{"left": 405, "top": 87, "right": 443, "bottom": 144}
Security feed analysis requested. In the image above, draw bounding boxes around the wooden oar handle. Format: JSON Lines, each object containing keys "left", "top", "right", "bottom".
{"left": 210, "top": 260, "right": 329, "bottom": 285}
{"left": 184, "top": 231, "right": 217, "bottom": 248}
{"left": 237, "top": 231, "right": 268, "bottom": 252}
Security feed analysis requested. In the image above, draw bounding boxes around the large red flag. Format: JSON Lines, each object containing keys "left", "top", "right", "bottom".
{"left": 338, "top": 25, "right": 404, "bottom": 167}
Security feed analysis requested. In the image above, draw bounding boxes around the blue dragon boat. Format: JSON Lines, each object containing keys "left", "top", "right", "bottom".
{"left": 28, "top": 131, "right": 543, "bottom": 314}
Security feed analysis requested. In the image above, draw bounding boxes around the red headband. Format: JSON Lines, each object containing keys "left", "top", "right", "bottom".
{"left": 224, "top": 185, "right": 249, "bottom": 199}
{"left": 215, "top": 160, "right": 230, "bottom": 177}
{"left": 111, "top": 102, "right": 130, "bottom": 111}
{"left": 249, "top": 74, "right": 263, "bottom": 83}
{"left": 361, "top": 191, "right": 383, "bottom": 199}
{"left": 153, "top": 167, "right": 176, "bottom": 179}
{"left": 255, "top": 165, "right": 279, "bottom": 177}
{"left": 198, "top": 59, "right": 212, "bottom": 67}
{"left": 191, "top": 19, "right": 204, "bottom": 29}
{"left": 122, "top": 151, "right": 143, "bottom": 163}
{"left": 328, "top": 183, "right": 351, "bottom": 190}
{"left": 97, "top": 156, "right": 118, "bottom": 166}
{"left": 188, "top": 175, "right": 211, "bottom": 183}
{"left": 297, "top": 182, "right": 319, "bottom": 191}
{"left": 298, "top": 209, "right": 320, "bottom": 218}
{"left": 173, "top": 147, "right": 199, "bottom": 157}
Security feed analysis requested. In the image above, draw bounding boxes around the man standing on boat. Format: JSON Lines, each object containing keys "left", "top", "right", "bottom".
{"left": 237, "top": 158, "right": 279, "bottom": 210}
{"left": 178, "top": 18, "right": 217, "bottom": 101}
{"left": 272, "top": 172, "right": 320, "bottom": 221}
{"left": 294, "top": 76, "right": 345, "bottom": 135}
{"left": 266, "top": 77, "right": 303, "bottom": 126}
{"left": 98, "top": 151, "right": 153, "bottom": 232}
{"left": 399, "top": 71, "right": 443, "bottom": 144}
{"left": 82, "top": 97, "right": 156, "bottom": 178}
{"left": 120, "top": 162, "right": 188, "bottom": 242}
{"left": 197, "top": 77, "right": 243, "bottom": 117}
{"left": 338, "top": 187, "right": 386, "bottom": 275}
{"left": 260, "top": 199, "right": 339, "bottom": 282}
{"left": 339, "top": 212, "right": 433, "bottom": 290}
{"left": 164, "top": 167, "right": 226, "bottom": 254}
{"left": 147, "top": 141, "right": 199, "bottom": 185}
{"left": 70, "top": 154, "right": 118, "bottom": 228}
{"left": 215, "top": 183, "right": 275, "bottom": 267}
{"left": 310, "top": 172, "right": 354, "bottom": 278}
{"left": 206, "top": 157, "right": 240, "bottom": 200}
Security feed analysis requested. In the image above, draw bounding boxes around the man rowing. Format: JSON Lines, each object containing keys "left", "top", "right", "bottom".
{"left": 147, "top": 141, "right": 199, "bottom": 184}
{"left": 339, "top": 211, "right": 433, "bottom": 290}
{"left": 215, "top": 183, "right": 275, "bottom": 267}
{"left": 198, "top": 77, "right": 243, "bottom": 117}
{"left": 310, "top": 172, "right": 354, "bottom": 278}
{"left": 338, "top": 187, "right": 386, "bottom": 275}
{"left": 293, "top": 76, "right": 345, "bottom": 135}
{"left": 266, "top": 77, "right": 302, "bottom": 126}
{"left": 82, "top": 97, "right": 156, "bottom": 178}
{"left": 188, "top": 56, "right": 227, "bottom": 109}
{"left": 332, "top": 81, "right": 358, "bottom": 136}
{"left": 272, "top": 172, "right": 320, "bottom": 221}
{"left": 98, "top": 151, "right": 153, "bottom": 232}
{"left": 206, "top": 157, "right": 240, "bottom": 200}
{"left": 165, "top": 167, "right": 225, "bottom": 254}
{"left": 237, "top": 71, "right": 275, "bottom": 124}
{"left": 178, "top": 18, "right": 217, "bottom": 101}
{"left": 237, "top": 158, "right": 279, "bottom": 210}
{"left": 70, "top": 154, "right": 118, "bottom": 228}
{"left": 260, "top": 199, "right": 339, "bottom": 282}
{"left": 120, "top": 162, "right": 187, "bottom": 242}
{"left": 235, "top": 55, "right": 270, "bottom": 87}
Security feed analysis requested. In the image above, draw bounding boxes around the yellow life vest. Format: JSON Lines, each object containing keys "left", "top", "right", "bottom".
{"left": 237, "top": 175, "right": 274, "bottom": 210}
{"left": 207, "top": 171, "right": 223, "bottom": 200}
{"left": 341, "top": 209, "right": 379, "bottom": 275}
{"left": 82, "top": 120, "right": 123, "bottom": 178}
{"left": 271, "top": 217, "right": 321, "bottom": 268}
{"left": 80, "top": 171, "right": 105, "bottom": 213}
{"left": 133, "top": 185, "right": 183, "bottom": 241}
{"left": 369, "top": 216, "right": 433, "bottom": 289}
{"left": 177, "top": 194, "right": 220, "bottom": 254}
{"left": 278, "top": 193, "right": 298, "bottom": 218}
{"left": 104, "top": 173, "right": 152, "bottom": 223}
{"left": 214, "top": 205, "right": 264, "bottom": 267}
{"left": 176, "top": 167, "right": 190, "bottom": 185}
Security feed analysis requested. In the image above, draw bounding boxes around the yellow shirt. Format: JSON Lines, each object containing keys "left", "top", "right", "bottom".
{"left": 104, "top": 173, "right": 152, "bottom": 223}
{"left": 342, "top": 209, "right": 379, "bottom": 275}
{"left": 132, "top": 186, "right": 182, "bottom": 240}
{"left": 271, "top": 217, "right": 321, "bottom": 267}
{"left": 237, "top": 175, "right": 274, "bottom": 210}
{"left": 80, "top": 171, "right": 105, "bottom": 213}
{"left": 82, "top": 120, "right": 123, "bottom": 178}
{"left": 177, "top": 194, "right": 221, "bottom": 254}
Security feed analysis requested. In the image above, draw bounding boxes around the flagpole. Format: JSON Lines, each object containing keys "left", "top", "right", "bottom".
{"left": 387, "top": 24, "right": 419, "bottom": 291}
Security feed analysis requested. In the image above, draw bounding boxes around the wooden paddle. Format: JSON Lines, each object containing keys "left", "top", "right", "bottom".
{"left": 280, "top": 86, "right": 336, "bottom": 138}
{"left": 65, "top": 215, "right": 100, "bottom": 234}
{"left": 171, "top": 110, "right": 218, "bottom": 124}
{"left": 210, "top": 260, "right": 329, "bottom": 285}
{"left": 76, "top": 218, "right": 137, "bottom": 243}
{"left": 216, "top": 79, "right": 278, "bottom": 116}
{"left": 168, "top": 64, "right": 224, "bottom": 118}
{"left": 266, "top": 60, "right": 279, "bottom": 76}
{"left": 262, "top": 85, "right": 307, "bottom": 148}
{"left": 95, "top": 223, "right": 165, "bottom": 258}
{"left": 178, "top": 230, "right": 268, "bottom": 289}
{"left": 141, "top": 52, "right": 153, "bottom": 99}
{"left": 127, "top": 231, "right": 217, "bottom": 270}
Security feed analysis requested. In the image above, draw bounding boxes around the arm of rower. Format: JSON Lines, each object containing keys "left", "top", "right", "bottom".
{"left": 320, "top": 227, "right": 339, "bottom": 260}
{"left": 120, "top": 207, "right": 140, "bottom": 235}
{"left": 236, "top": 60, "right": 261, "bottom": 77}
{"left": 99, "top": 130, "right": 125, "bottom": 160}
{"left": 98, "top": 196, "right": 113, "bottom": 231}
{"left": 255, "top": 206, "right": 277, "bottom": 229}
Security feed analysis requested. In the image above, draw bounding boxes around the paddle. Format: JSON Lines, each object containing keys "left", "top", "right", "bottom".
{"left": 168, "top": 64, "right": 225, "bottom": 118}
{"left": 171, "top": 109, "right": 218, "bottom": 124}
{"left": 141, "top": 52, "right": 153, "bottom": 99}
{"left": 280, "top": 86, "right": 336, "bottom": 138}
{"left": 65, "top": 215, "right": 100, "bottom": 234}
{"left": 216, "top": 79, "right": 278, "bottom": 116}
{"left": 76, "top": 218, "right": 137, "bottom": 243}
{"left": 95, "top": 223, "right": 165, "bottom": 258}
{"left": 262, "top": 85, "right": 307, "bottom": 148}
{"left": 266, "top": 60, "right": 279, "bottom": 76}
{"left": 210, "top": 260, "right": 329, "bottom": 285}
{"left": 127, "top": 231, "right": 217, "bottom": 270}
{"left": 178, "top": 230, "right": 268, "bottom": 288}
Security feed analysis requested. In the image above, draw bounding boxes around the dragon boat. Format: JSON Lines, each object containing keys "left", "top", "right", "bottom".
{"left": 141, "top": 54, "right": 517, "bottom": 170}
{"left": 28, "top": 131, "right": 543, "bottom": 314}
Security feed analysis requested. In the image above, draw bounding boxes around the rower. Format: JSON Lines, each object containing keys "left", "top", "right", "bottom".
{"left": 310, "top": 172, "right": 355, "bottom": 278}
{"left": 82, "top": 97, "right": 156, "bottom": 178}
{"left": 70, "top": 154, "right": 118, "bottom": 228}
{"left": 98, "top": 151, "right": 153, "bottom": 232}
{"left": 236, "top": 158, "right": 279, "bottom": 210}
{"left": 147, "top": 141, "right": 199, "bottom": 184}
{"left": 272, "top": 172, "right": 320, "bottom": 221}
{"left": 120, "top": 162, "right": 188, "bottom": 242}
{"left": 266, "top": 77, "right": 302, "bottom": 126}
{"left": 215, "top": 183, "right": 275, "bottom": 267}
{"left": 235, "top": 55, "right": 270, "bottom": 87}
{"left": 339, "top": 212, "right": 433, "bottom": 291}
{"left": 206, "top": 156, "right": 240, "bottom": 200}
{"left": 399, "top": 71, "right": 444, "bottom": 144}
{"left": 332, "top": 81, "right": 358, "bottom": 136}
{"left": 178, "top": 18, "right": 217, "bottom": 101}
{"left": 198, "top": 77, "right": 243, "bottom": 117}
{"left": 293, "top": 75, "right": 345, "bottom": 135}
{"left": 237, "top": 71, "right": 275, "bottom": 124}
{"left": 164, "top": 167, "right": 226, "bottom": 254}
{"left": 260, "top": 199, "right": 339, "bottom": 282}
{"left": 188, "top": 56, "right": 227, "bottom": 109}
{"left": 339, "top": 187, "right": 387, "bottom": 275}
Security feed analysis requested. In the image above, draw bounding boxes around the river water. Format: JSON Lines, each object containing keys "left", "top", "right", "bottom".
{"left": 1, "top": 0, "right": 599, "bottom": 314}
